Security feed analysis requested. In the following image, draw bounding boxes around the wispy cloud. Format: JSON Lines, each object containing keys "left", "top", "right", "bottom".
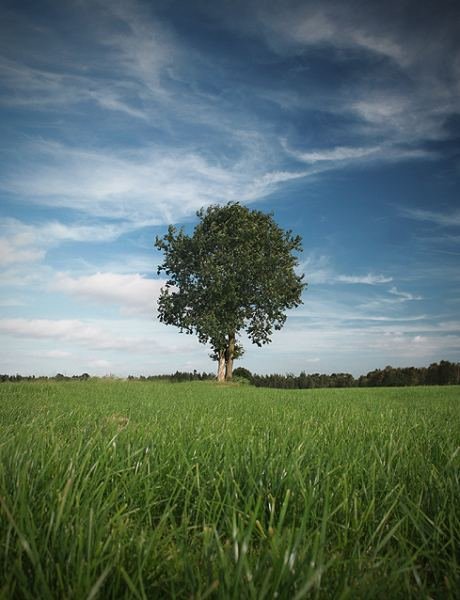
{"left": 1, "top": 0, "right": 453, "bottom": 238}
{"left": 297, "top": 253, "right": 332, "bottom": 284}
{"left": 299, "top": 253, "right": 393, "bottom": 286}
{"left": 1, "top": 140, "right": 306, "bottom": 224}
{"left": 0, "top": 316, "right": 209, "bottom": 377}
{"left": 337, "top": 274, "right": 393, "bottom": 285}
{"left": 402, "top": 208, "right": 460, "bottom": 227}
{"left": 0, "top": 0, "right": 182, "bottom": 120}
{"left": 0, "top": 318, "right": 128, "bottom": 350}
{"left": 0, "top": 317, "right": 183, "bottom": 354}
{"left": 244, "top": 0, "right": 460, "bottom": 152}
{"left": 0, "top": 218, "right": 130, "bottom": 266}
{"left": 0, "top": 58, "right": 147, "bottom": 119}
{"left": 1, "top": 218, "right": 129, "bottom": 243}
{"left": 50, "top": 272, "right": 165, "bottom": 316}
{"left": 359, "top": 286, "right": 424, "bottom": 311}
{"left": 388, "top": 286, "right": 423, "bottom": 301}
{"left": 287, "top": 140, "right": 432, "bottom": 169}
{"left": 286, "top": 145, "right": 381, "bottom": 163}
{"left": 0, "top": 297, "right": 26, "bottom": 307}
{"left": 253, "top": 3, "right": 410, "bottom": 65}
{"left": 96, "top": 0, "right": 178, "bottom": 98}
{"left": 0, "top": 238, "right": 45, "bottom": 266}
{"left": 261, "top": 316, "right": 460, "bottom": 372}
{"left": 290, "top": 295, "right": 428, "bottom": 324}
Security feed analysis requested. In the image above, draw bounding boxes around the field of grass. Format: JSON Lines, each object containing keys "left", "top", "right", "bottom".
{"left": 0, "top": 381, "right": 459, "bottom": 599}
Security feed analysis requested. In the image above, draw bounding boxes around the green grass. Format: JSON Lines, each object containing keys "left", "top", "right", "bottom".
{"left": 0, "top": 381, "right": 459, "bottom": 599}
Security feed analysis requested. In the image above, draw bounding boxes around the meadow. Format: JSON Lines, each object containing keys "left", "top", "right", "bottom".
{"left": 0, "top": 381, "right": 459, "bottom": 599}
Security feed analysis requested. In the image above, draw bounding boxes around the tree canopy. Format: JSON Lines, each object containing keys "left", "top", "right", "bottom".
{"left": 155, "top": 202, "right": 306, "bottom": 380}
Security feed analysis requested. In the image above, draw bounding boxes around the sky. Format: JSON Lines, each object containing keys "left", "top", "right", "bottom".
{"left": 0, "top": 0, "right": 459, "bottom": 377}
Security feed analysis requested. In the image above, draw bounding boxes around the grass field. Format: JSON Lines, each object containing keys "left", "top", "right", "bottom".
{"left": 0, "top": 381, "right": 459, "bottom": 599}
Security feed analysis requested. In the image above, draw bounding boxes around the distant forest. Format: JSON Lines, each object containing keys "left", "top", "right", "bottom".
{"left": 1, "top": 360, "right": 459, "bottom": 388}
{"left": 245, "top": 360, "right": 460, "bottom": 388}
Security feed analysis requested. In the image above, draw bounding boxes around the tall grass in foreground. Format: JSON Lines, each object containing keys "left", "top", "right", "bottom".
{"left": 0, "top": 382, "right": 459, "bottom": 599}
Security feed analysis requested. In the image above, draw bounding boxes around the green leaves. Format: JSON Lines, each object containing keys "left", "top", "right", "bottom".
{"left": 155, "top": 202, "right": 306, "bottom": 371}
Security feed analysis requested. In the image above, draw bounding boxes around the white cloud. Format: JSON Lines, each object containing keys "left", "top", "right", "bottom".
{"left": 0, "top": 57, "right": 148, "bottom": 119}
{"left": 0, "top": 316, "right": 212, "bottom": 375}
{"left": 283, "top": 138, "right": 432, "bottom": 177}
{"left": 248, "top": 1, "right": 459, "bottom": 152}
{"left": 0, "top": 0, "right": 182, "bottom": 119}
{"left": 352, "top": 96, "right": 409, "bottom": 123}
{"left": 1, "top": 140, "right": 306, "bottom": 225}
{"left": 36, "top": 221, "right": 129, "bottom": 243}
{"left": 0, "top": 218, "right": 131, "bottom": 266}
{"left": 0, "top": 317, "right": 180, "bottom": 354}
{"left": 402, "top": 208, "right": 460, "bottom": 227}
{"left": 359, "top": 286, "right": 424, "bottom": 311}
{"left": 1, "top": 2, "right": 449, "bottom": 233}
{"left": 350, "top": 95, "right": 453, "bottom": 145}
{"left": 97, "top": 0, "right": 177, "bottom": 97}
{"left": 86, "top": 88, "right": 147, "bottom": 120}
{"left": 337, "top": 274, "right": 393, "bottom": 285}
{"left": 253, "top": 1, "right": 458, "bottom": 80}
{"left": 254, "top": 312, "right": 460, "bottom": 374}
{"left": 287, "top": 145, "right": 381, "bottom": 164}
{"left": 0, "top": 297, "right": 26, "bottom": 307}
{"left": 0, "top": 318, "right": 122, "bottom": 349}
{"left": 388, "top": 286, "right": 423, "bottom": 301}
{"left": 299, "top": 253, "right": 393, "bottom": 286}
{"left": 50, "top": 272, "right": 165, "bottom": 316}
{"left": 290, "top": 293, "right": 428, "bottom": 324}
{"left": 298, "top": 253, "right": 333, "bottom": 284}
{"left": 253, "top": 4, "right": 410, "bottom": 65}
{"left": 0, "top": 238, "right": 46, "bottom": 266}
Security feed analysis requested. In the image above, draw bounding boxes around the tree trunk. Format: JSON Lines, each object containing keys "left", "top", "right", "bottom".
{"left": 225, "top": 333, "right": 236, "bottom": 381}
{"left": 217, "top": 350, "right": 226, "bottom": 382}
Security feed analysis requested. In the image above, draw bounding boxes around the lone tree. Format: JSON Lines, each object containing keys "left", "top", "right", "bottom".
{"left": 155, "top": 202, "right": 306, "bottom": 381}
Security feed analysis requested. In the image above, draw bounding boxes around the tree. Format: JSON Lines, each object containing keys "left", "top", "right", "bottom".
{"left": 232, "top": 366, "right": 253, "bottom": 384}
{"left": 155, "top": 202, "right": 306, "bottom": 381}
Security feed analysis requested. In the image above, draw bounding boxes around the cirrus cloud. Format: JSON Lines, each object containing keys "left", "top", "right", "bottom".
{"left": 337, "top": 274, "right": 393, "bottom": 285}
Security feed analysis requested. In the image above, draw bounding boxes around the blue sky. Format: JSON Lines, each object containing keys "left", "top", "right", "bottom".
{"left": 1, "top": 0, "right": 459, "bottom": 376}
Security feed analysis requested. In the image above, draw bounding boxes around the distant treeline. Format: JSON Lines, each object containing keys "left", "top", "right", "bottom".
{"left": 0, "top": 371, "right": 215, "bottom": 383}
{"left": 128, "top": 371, "right": 216, "bottom": 383}
{"left": 238, "top": 360, "right": 460, "bottom": 388}
{"left": 1, "top": 361, "right": 459, "bottom": 387}
{"left": 1, "top": 373, "right": 92, "bottom": 382}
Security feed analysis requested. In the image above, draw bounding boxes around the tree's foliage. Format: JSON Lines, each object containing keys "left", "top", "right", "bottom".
{"left": 232, "top": 367, "right": 254, "bottom": 383}
{"left": 155, "top": 202, "right": 306, "bottom": 365}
